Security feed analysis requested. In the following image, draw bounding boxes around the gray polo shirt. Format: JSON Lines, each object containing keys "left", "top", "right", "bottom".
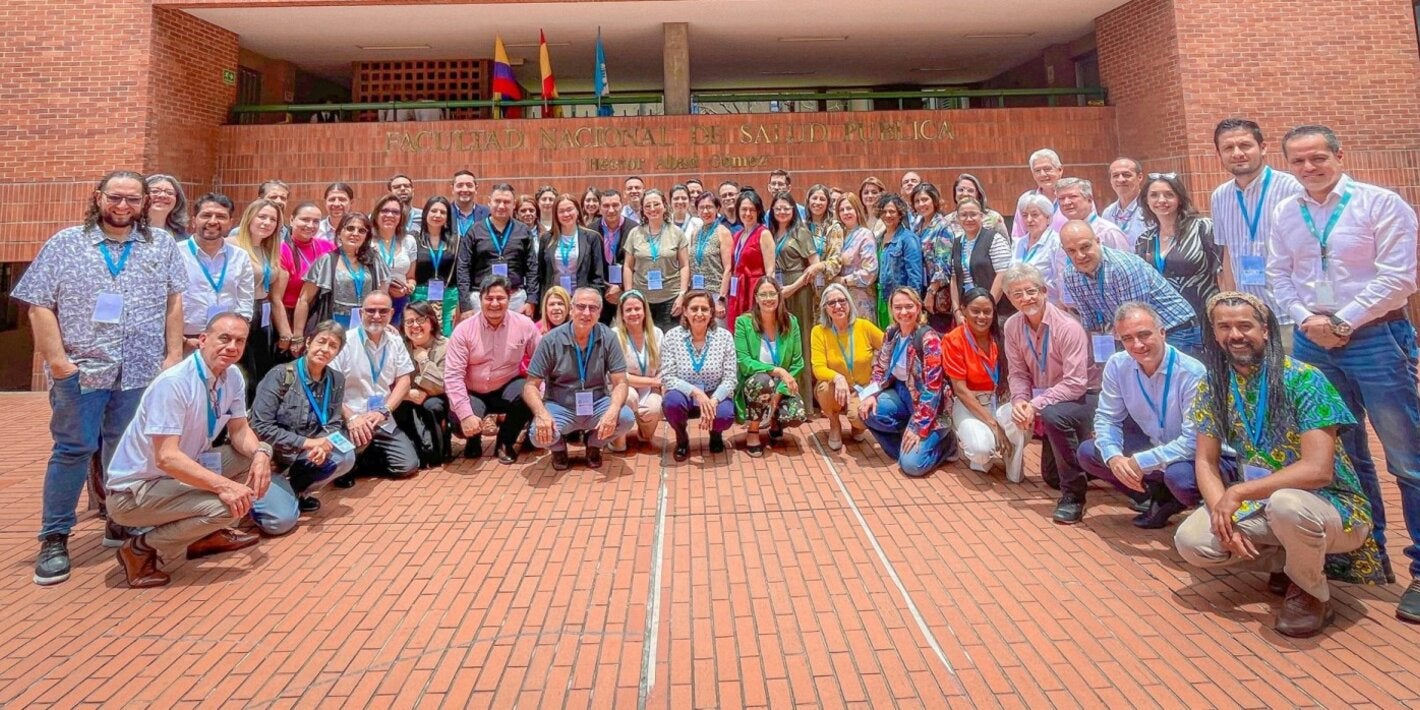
{"left": 526, "top": 322, "right": 627, "bottom": 409}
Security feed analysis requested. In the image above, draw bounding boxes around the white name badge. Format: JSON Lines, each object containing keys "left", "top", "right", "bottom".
{"left": 1091, "top": 334, "right": 1116, "bottom": 363}
{"left": 575, "top": 390, "right": 595, "bottom": 417}
{"left": 92, "top": 293, "right": 123, "bottom": 324}
{"left": 1032, "top": 387, "right": 1048, "bottom": 399}
{"left": 1239, "top": 256, "right": 1267, "bottom": 287}
{"left": 1315, "top": 280, "right": 1338, "bottom": 309}
{"left": 729, "top": 277, "right": 740, "bottom": 297}
{"left": 328, "top": 432, "right": 355, "bottom": 453}
{"left": 199, "top": 451, "right": 222, "bottom": 473}
{"left": 426, "top": 279, "right": 446, "bottom": 301}
{"left": 260, "top": 301, "right": 272, "bottom": 328}
{"left": 608, "top": 264, "right": 623, "bottom": 284}
{"left": 206, "top": 301, "right": 231, "bottom": 321}
{"left": 491, "top": 262, "right": 509, "bottom": 278}
{"left": 647, "top": 270, "right": 663, "bottom": 291}
{"left": 560, "top": 275, "right": 573, "bottom": 292}
{"left": 692, "top": 274, "right": 706, "bottom": 289}
{"left": 350, "top": 307, "right": 362, "bottom": 325}
{"left": 776, "top": 270, "right": 785, "bottom": 285}
{"left": 815, "top": 273, "right": 825, "bottom": 289}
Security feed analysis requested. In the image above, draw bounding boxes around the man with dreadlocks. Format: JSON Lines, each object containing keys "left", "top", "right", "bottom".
{"left": 1175, "top": 291, "right": 1385, "bottom": 638}
{"left": 12, "top": 171, "right": 188, "bottom": 586}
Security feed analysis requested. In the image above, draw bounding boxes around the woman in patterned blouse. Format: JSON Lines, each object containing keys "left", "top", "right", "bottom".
{"left": 858, "top": 287, "right": 958, "bottom": 477}
{"left": 660, "top": 290, "right": 739, "bottom": 462}
{"left": 1134, "top": 173, "right": 1218, "bottom": 359}
{"left": 912, "top": 183, "right": 955, "bottom": 332}
{"left": 831, "top": 193, "right": 879, "bottom": 325}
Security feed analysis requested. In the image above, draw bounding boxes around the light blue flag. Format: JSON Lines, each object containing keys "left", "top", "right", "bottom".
{"left": 594, "top": 28, "right": 612, "bottom": 117}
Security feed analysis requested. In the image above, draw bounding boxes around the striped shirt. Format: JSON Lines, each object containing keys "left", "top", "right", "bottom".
{"left": 1064, "top": 245, "right": 1196, "bottom": 333}
{"left": 1209, "top": 166, "right": 1304, "bottom": 324}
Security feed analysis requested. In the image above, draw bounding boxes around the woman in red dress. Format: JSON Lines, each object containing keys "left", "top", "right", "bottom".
{"left": 725, "top": 191, "right": 776, "bottom": 324}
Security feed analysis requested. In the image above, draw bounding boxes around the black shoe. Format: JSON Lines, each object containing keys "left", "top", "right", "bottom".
{"left": 333, "top": 474, "right": 356, "bottom": 489}
{"left": 673, "top": 437, "right": 690, "bottom": 462}
{"left": 1052, "top": 496, "right": 1084, "bottom": 525}
{"left": 1126, "top": 494, "right": 1152, "bottom": 515}
{"left": 1397, "top": 581, "right": 1420, "bottom": 624}
{"left": 298, "top": 496, "right": 321, "bottom": 513}
{"left": 709, "top": 432, "right": 726, "bottom": 454}
{"left": 551, "top": 450, "right": 571, "bottom": 471}
{"left": 1132, "top": 500, "right": 1186, "bottom": 529}
{"left": 1267, "top": 572, "right": 1290, "bottom": 596}
{"left": 463, "top": 438, "right": 483, "bottom": 459}
{"left": 768, "top": 427, "right": 784, "bottom": 440}
{"left": 586, "top": 447, "right": 603, "bottom": 469}
{"left": 1383, "top": 557, "right": 1396, "bottom": 585}
{"left": 102, "top": 518, "right": 129, "bottom": 548}
{"left": 498, "top": 444, "right": 518, "bottom": 465}
{"left": 34, "top": 533, "right": 71, "bottom": 586}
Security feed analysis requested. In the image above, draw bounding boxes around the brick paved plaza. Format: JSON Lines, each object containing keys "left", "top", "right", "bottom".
{"left": 0, "top": 391, "right": 1415, "bottom": 708}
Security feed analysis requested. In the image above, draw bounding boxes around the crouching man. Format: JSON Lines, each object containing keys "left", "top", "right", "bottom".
{"left": 106, "top": 313, "right": 274, "bottom": 587}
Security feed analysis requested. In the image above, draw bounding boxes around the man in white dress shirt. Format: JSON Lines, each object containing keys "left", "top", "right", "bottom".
{"left": 179, "top": 194, "right": 254, "bottom": 352}
{"left": 1209, "top": 118, "right": 1305, "bottom": 350}
{"left": 329, "top": 291, "right": 420, "bottom": 484}
{"left": 1266, "top": 124, "right": 1420, "bottom": 622}
{"left": 1101, "top": 158, "right": 1149, "bottom": 244}
{"left": 1076, "top": 303, "right": 1210, "bottom": 529}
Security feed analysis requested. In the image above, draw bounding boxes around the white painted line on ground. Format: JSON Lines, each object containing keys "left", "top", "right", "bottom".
{"left": 637, "top": 447, "right": 671, "bottom": 710}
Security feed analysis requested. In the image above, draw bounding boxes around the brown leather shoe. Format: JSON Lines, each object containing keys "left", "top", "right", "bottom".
{"left": 1275, "top": 582, "right": 1334, "bottom": 638}
{"left": 116, "top": 538, "right": 170, "bottom": 588}
{"left": 186, "top": 528, "right": 260, "bottom": 560}
{"left": 586, "top": 447, "right": 603, "bottom": 469}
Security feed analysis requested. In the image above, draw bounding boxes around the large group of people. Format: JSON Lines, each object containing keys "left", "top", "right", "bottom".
{"left": 14, "top": 119, "right": 1420, "bottom": 639}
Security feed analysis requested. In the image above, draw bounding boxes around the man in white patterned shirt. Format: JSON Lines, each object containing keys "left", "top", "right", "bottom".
{"left": 1102, "top": 158, "right": 1148, "bottom": 244}
{"left": 1266, "top": 124, "right": 1420, "bottom": 623}
{"left": 1209, "top": 118, "right": 1304, "bottom": 350}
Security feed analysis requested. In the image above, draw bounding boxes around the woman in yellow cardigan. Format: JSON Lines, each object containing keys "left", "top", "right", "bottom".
{"left": 734, "top": 276, "right": 808, "bottom": 457}
{"left": 810, "top": 282, "right": 885, "bottom": 450}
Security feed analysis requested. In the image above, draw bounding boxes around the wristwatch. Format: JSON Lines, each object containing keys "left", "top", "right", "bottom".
{"left": 255, "top": 443, "right": 274, "bottom": 458}
{"left": 1329, "top": 315, "right": 1353, "bottom": 338}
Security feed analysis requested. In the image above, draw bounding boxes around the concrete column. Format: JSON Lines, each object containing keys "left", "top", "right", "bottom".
{"left": 663, "top": 22, "right": 690, "bottom": 115}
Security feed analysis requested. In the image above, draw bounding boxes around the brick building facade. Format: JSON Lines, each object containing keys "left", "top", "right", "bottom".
{"left": 1, "top": 0, "right": 1417, "bottom": 389}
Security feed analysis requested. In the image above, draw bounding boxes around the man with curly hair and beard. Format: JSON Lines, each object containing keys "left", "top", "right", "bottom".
{"left": 1173, "top": 291, "right": 1386, "bottom": 638}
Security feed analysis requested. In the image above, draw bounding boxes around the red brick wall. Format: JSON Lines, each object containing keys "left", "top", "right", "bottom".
{"left": 213, "top": 108, "right": 1118, "bottom": 218}
{"left": 1096, "top": 0, "right": 1189, "bottom": 166}
{"left": 147, "top": 8, "right": 239, "bottom": 194}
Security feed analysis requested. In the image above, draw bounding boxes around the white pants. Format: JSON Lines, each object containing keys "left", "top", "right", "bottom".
{"left": 953, "top": 392, "right": 1003, "bottom": 471}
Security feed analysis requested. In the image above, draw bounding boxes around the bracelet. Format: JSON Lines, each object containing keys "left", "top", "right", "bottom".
{"left": 255, "top": 443, "right": 274, "bottom": 457}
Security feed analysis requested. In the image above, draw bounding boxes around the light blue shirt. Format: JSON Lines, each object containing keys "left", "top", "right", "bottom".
{"left": 1092, "top": 345, "right": 1206, "bottom": 471}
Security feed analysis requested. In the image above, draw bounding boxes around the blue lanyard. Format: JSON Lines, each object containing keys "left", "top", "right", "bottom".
{"left": 557, "top": 234, "right": 576, "bottom": 268}
{"left": 454, "top": 206, "right": 477, "bottom": 236}
{"left": 959, "top": 235, "right": 975, "bottom": 270}
{"left": 832, "top": 325, "right": 855, "bottom": 375}
{"left": 1299, "top": 187, "right": 1353, "bottom": 270}
{"left": 261, "top": 256, "right": 272, "bottom": 293}
{"left": 686, "top": 334, "right": 709, "bottom": 373}
{"left": 428, "top": 238, "right": 447, "bottom": 278}
{"left": 965, "top": 328, "right": 999, "bottom": 387}
{"left": 890, "top": 336, "right": 909, "bottom": 371}
{"left": 1134, "top": 348, "right": 1176, "bottom": 430}
{"left": 359, "top": 330, "right": 388, "bottom": 387}
{"left": 695, "top": 224, "right": 716, "bottom": 265}
{"left": 339, "top": 251, "right": 367, "bottom": 299}
{"left": 1234, "top": 167, "right": 1273, "bottom": 243}
{"left": 630, "top": 337, "right": 649, "bottom": 374}
{"left": 646, "top": 225, "right": 664, "bottom": 261}
{"left": 1019, "top": 236, "right": 1043, "bottom": 263}
{"left": 1151, "top": 236, "right": 1167, "bottom": 274}
{"left": 192, "top": 354, "right": 222, "bottom": 439}
{"left": 574, "top": 330, "right": 597, "bottom": 386}
{"left": 484, "top": 217, "right": 511, "bottom": 257}
{"left": 601, "top": 220, "right": 621, "bottom": 262}
{"left": 188, "top": 241, "right": 230, "bottom": 295}
{"left": 375, "top": 237, "right": 398, "bottom": 267}
{"left": 1026, "top": 325, "right": 1050, "bottom": 377}
{"left": 810, "top": 222, "right": 826, "bottom": 257}
{"left": 1229, "top": 364, "right": 1269, "bottom": 449}
{"left": 98, "top": 238, "right": 135, "bottom": 278}
{"left": 1095, "top": 263, "right": 1108, "bottom": 301}
{"left": 296, "top": 357, "right": 332, "bottom": 427}
{"left": 1111, "top": 201, "right": 1139, "bottom": 226}
{"left": 762, "top": 335, "right": 781, "bottom": 366}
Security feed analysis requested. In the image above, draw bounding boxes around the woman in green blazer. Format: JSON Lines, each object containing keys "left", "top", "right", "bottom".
{"left": 734, "top": 276, "right": 809, "bottom": 456}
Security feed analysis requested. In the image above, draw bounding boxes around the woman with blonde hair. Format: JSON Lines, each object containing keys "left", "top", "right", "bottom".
{"left": 611, "top": 290, "right": 666, "bottom": 451}
{"left": 231, "top": 197, "right": 292, "bottom": 396}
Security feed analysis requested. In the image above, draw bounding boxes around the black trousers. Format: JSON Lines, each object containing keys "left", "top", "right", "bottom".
{"left": 465, "top": 378, "right": 533, "bottom": 449}
{"left": 394, "top": 395, "right": 452, "bottom": 467}
{"left": 355, "top": 424, "right": 421, "bottom": 477}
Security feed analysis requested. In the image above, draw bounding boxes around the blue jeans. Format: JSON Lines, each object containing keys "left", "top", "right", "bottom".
{"left": 1165, "top": 324, "right": 1204, "bottom": 361}
{"left": 1295, "top": 319, "right": 1420, "bottom": 577}
{"left": 1076, "top": 419, "right": 1208, "bottom": 507}
{"left": 251, "top": 450, "right": 356, "bottom": 535}
{"left": 533, "top": 398, "right": 636, "bottom": 452}
{"left": 864, "top": 382, "right": 956, "bottom": 477}
{"left": 41, "top": 376, "right": 144, "bottom": 538}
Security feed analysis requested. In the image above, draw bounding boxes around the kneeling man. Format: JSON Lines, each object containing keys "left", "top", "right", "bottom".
{"left": 524, "top": 288, "right": 636, "bottom": 470}
{"left": 106, "top": 313, "right": 274, "bottom": 587}
{"left": 1077, "top": 302, "right": 1208, "bottom": 528}
{"left": 1174, "top": 292, "right": 1386, "bottom": 637}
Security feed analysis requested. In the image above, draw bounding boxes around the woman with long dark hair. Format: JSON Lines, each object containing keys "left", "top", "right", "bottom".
{"left": 725, "top": 192, "right": 775, "bottom": 325}
{"left": 412, "top": 196, "right": 460, "bottom": 335}
{"left": 145, "top": 174, "right": 188, "bottom": 239}
{"left": 874, "top": 193, "right": 924, "bottom": 328}
{"left": 1135, "top": 172, "right": 1216, "bottom": 358}
{"left": 733, "top": 277, "right": 808, "bottom": 456}
{"left": 370, "top": 193, "right": 416, "bottom": 325}
{"left": 395, "top": 300, "right": 452, "bottom": 467}
{"left": 914, "top": 183, "right": 955, "bottom": 331}
{"left": 293, "top": 211, "right": 389, "bottom": 333}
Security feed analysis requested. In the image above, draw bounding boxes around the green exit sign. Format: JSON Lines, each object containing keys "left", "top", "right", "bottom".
{"left": 222, "top": 69, "right": 237, "bottom": 86}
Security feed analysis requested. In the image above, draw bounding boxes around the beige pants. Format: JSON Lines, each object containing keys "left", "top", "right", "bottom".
{"left": 107, "top": 446, "right": 252, "bottom": 564}
{"left": 626, "top": 387, "right": 665, "bottom": 431}
{"left": 814, "top": 381, "right": 863, "bottom": 429}
{"left": 1173, "top": 488, "right": 1370, "bottom": 601}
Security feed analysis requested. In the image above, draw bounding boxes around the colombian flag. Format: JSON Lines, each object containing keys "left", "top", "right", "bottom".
{"left": 492, "top": 35, "right": 524, "bottom": 118}
{"left": 539, "top": 30, "right": 561, "bottom": 118}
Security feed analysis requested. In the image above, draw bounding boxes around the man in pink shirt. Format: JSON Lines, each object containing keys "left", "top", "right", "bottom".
{"left": 1056, "top": 178, "right": 1132, "bottom": 251}
{"left": 445, "top": 276, "right": 542, "bottom": 463}
{"left": 996, "top": 264, "right": 1101, "bottom": 525}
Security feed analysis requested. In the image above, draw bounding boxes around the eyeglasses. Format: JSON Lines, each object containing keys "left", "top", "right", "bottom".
{"left": 149, "top": 188, "right": 177, "bottom": 197}
{"left": 1148, "top": 172, "right": 1178, "bottom": 180}
{"left": 406, "top": 316, "right": 430, "bottom": 327}
{"left": 363, "top": 308, "right": 392, "bottom": 316}
{"left": 1007, "top": 287, "right": 1043, "bottom": 300}
{"left": 101, "top": 192, "right": 144, "bottom": 207}
{"left": 378, "top": 208, "right": 402, "bottom": 216}
{"left": 824, "top": 298, "right": 849, "bottom": 307}
{"left": 572, "top": 303, "right": 600, "bottom": 313}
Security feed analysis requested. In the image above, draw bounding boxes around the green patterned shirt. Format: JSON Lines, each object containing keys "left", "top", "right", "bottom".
{"left": 1188, "top": 357, "right": 1384, "bottom": 585}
